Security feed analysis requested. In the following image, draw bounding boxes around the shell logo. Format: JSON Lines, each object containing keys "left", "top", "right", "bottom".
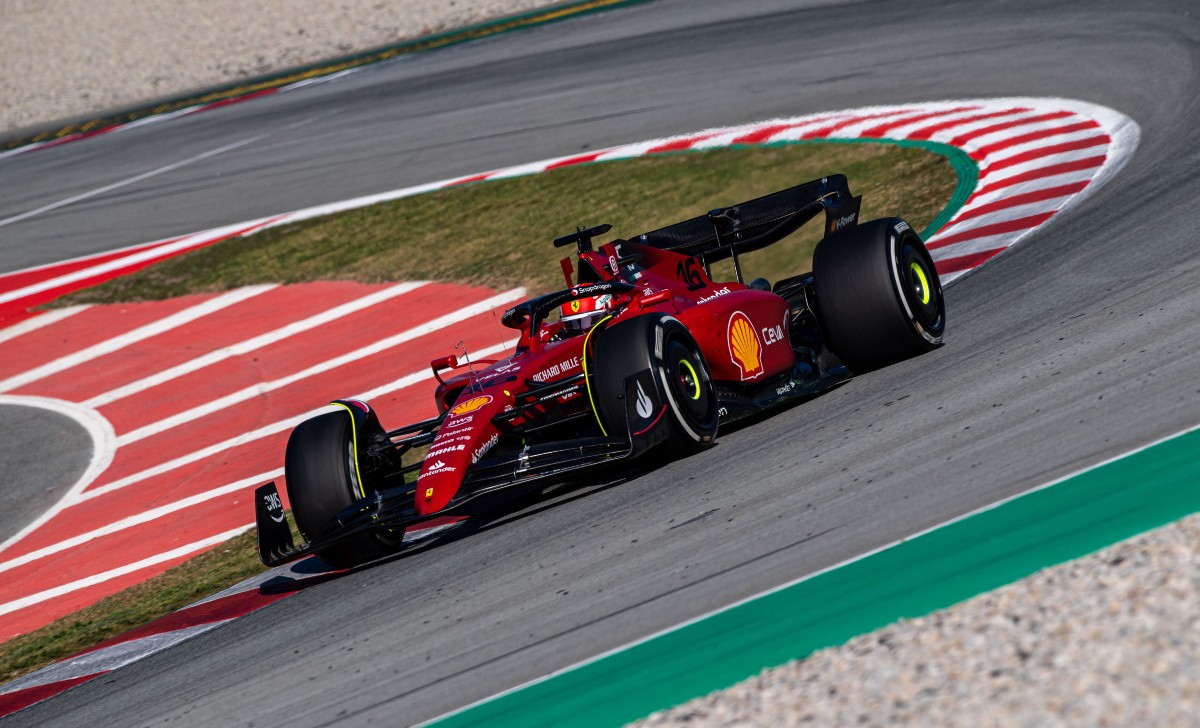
{"left": 449, "top": 395, "right": 493, "bottom": 415}
{"left": 728, "top": 311, "right": 763, "bottom": 381}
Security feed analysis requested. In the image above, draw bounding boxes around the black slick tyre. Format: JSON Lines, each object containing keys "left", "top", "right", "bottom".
{"left": 590, "top": 314, "right": 718, "bottom": 456}
{"left": 812, "top": 218, "right": 945, "bottom": 372}
{"left": 284, "top": 411, "right": 392, "bottom": 567}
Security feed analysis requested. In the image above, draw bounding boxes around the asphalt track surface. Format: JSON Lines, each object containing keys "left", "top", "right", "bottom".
{"left": 3, "top": 0, "right": 1198, "bottom": 724}
{"left": 0, "top": 405, "right": 91, "bottom": 539}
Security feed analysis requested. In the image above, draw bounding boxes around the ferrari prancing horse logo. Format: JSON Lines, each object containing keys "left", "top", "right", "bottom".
{"left": 569, "top": 300, "right": 581, "bottom": 313}
{"left": 728, "top": 311, "right": 764, "bottom": 381}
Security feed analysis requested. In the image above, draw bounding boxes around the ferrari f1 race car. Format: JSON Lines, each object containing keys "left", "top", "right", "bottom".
{"left": 255, "top": 174, "right": 946, "bottom": 567}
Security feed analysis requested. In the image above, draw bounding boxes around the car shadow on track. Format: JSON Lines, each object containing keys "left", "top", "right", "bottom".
{"left": 253, "top": 381, "right": 857, "bottom": 595}
{"left": 255, "top": 459, "right": 666, "bottom": 593}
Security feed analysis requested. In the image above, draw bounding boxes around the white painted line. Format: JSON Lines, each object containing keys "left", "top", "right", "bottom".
{"left": 113, "top": 288, "right": 526, "bottom": 446}
{"left": 0, "top": 507, "right": 465, "bottom": 699}
{"left": 868, "top": 106, "right": 989, "bottom": 140}
{"left": 0, "top": 285, "right": 276, "bottom": 393}
{"left": 1, "top": 97, "right": 1139, "bottom": 574}
{"left": 189, "top": 557, "right": 324, "bottom": 607}
{"left": 82, "top": 416, "right": 316, "bottom": 503}
{"left": 0, "top": 140, "right": 54, "bottom": 162}
{"left": 977, "top": 143, "right": 1109, "bottom": 181}
{"left": 0, "top": 623, "right": 224, "bottom": 696}
{"left": 967, "top": 128, "right": 1107, "bottom": 166}
{"left": 0, "top": 220, "right": 277, "bottom": 307}
{"left": 8, "top": 337, "right": 518, "bottom": 586}
{"left": 0, "top": 67, "right": 357, "bottom": 164}
{"left": 0, "top": 526, "right": 251, "bottom": 619}
{"left": 0, "top": 97, "right": 1145, "bottom": 708}
{"left": 0, "top": 470, "right": 281, "bottom": 576}
{"left": 954, "top": 116, "right": 1087, "bottom": 151}
{"left": 0, "top": 98, "right": 1132, "bottom": 307}
{"left": 415, "top": 420, "right": 1200, "bottom": 728}
{"left": 936, "top": 196, "right": 1071, "bottom": 238}
{"left": 0, "top": 554, "right": 344, "bottom": 696}
{"left": 0, "top": 238, "right": 172, "bottom": 283}
{"left": 929, "top": 230, "right": 1029, "bottom": 262}
{"left": 76, "top": 337, "right": 519, "bottom": 505}
{"left": 930, "top": 101, "right": 1138, "bottom": 286}
{"left": 83, "top": 281, "right": 429, "bottom": 408}
{"left": 486, "top": 160, "right": 571, "bottom": 180}
{"left": 290, "top": 181, "right": 447, "bottom": 220}
{"left": 970, "top": 150, "right": 1105, "bottom": 190}
{"left": 689, "top": 130, "right": 752, "bottom": 150}
{"left": 0, "top": 134, "right": 271, "bottom": 229}
{"left": 763, "top": 114, "right": 855, "bottom": 143}
{"left": 904, "top": 108, "right": 1034, "bottom": 140}
{"left": 592, "top": 140, "right": 662, "bottom": 163}
{"left": 960, "top": 168, "right": 1097, "bottom": 209}
{"left": 823, "top": 111, "right": 947, "bottom": 139}
{"left": 0, "top": 305, "right": 90, "bottom": 345}
{"left": 921, "top": 108, "right": 1052, "bottom": 145}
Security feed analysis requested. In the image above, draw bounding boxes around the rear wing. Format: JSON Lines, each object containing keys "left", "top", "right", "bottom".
{"left": 630, "top": 174, "right": 861, "bottom": 263}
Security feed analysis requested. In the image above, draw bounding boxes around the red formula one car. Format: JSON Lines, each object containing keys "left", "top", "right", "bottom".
{"left": 256, "top": 174, "right": 945, "bottom": 567}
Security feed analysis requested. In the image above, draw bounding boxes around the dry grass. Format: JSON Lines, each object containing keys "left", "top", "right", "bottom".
{"left": 57, "top": 141, "right": 955, "bottom": 304}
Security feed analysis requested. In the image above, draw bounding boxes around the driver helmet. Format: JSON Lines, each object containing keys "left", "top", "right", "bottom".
{"left": 559, "top": 294, "right": 612, "bottom": 332}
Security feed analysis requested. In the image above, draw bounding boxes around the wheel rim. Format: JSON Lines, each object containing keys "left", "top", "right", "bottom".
{"left": 345, "top": 437, "right": 362, "bottom": 500}
{"left": 677, "top": 358, "right": 702, "bottom": 400}
{"left": 665, "top": 338, "right": 713, "bottom": 424}
{"left": 909, "top": 261, "right": 931, "bottom": 305}
{"left": 900, "top": 242, "right": 942, "bottom": 330}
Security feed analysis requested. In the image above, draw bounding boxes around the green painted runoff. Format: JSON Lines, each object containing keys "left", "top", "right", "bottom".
{"left": 426, "top": 426, "right": 1200, "bottom": 727}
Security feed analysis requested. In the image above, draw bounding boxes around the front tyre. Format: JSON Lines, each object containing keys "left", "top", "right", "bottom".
{"left": 591, "top": 314, "right": 718, "bottom": 456}
{"left": 284, "top": 411, "right": 393, "bottom": 567}
{"left": 812, "top": 218, "right": 945, "bottom": 372}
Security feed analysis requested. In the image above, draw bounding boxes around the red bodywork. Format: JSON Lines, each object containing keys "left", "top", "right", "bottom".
{"left": 414, "top": 239, "right": 794, "bottom": 515}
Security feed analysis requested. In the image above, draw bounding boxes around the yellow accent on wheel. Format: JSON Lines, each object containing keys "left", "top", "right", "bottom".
{"left": 581, "top": 315, "right": 614, "bottom": 437}
{"left": 910, "top": 261, "right": 931, "bottom": 305}
{"left": 329, "top": 402, "right": 366, "bottom": 499}
{"left": 678, "top": 358, "right": 701, "bottom": 400}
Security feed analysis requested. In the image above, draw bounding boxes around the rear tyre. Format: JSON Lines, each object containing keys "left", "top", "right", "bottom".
{"left": 285, "top": 411, "right": 393, "bottom": 567}
{"left": 812, "top": 218, "right": 945, "bottom": 372}
{"left": 591, "top": 314, "right": 718, "bottom": 456}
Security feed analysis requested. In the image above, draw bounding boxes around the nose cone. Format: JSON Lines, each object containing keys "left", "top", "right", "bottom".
{"left": 416, "top": 390, "right": 511, "bottom": 515}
